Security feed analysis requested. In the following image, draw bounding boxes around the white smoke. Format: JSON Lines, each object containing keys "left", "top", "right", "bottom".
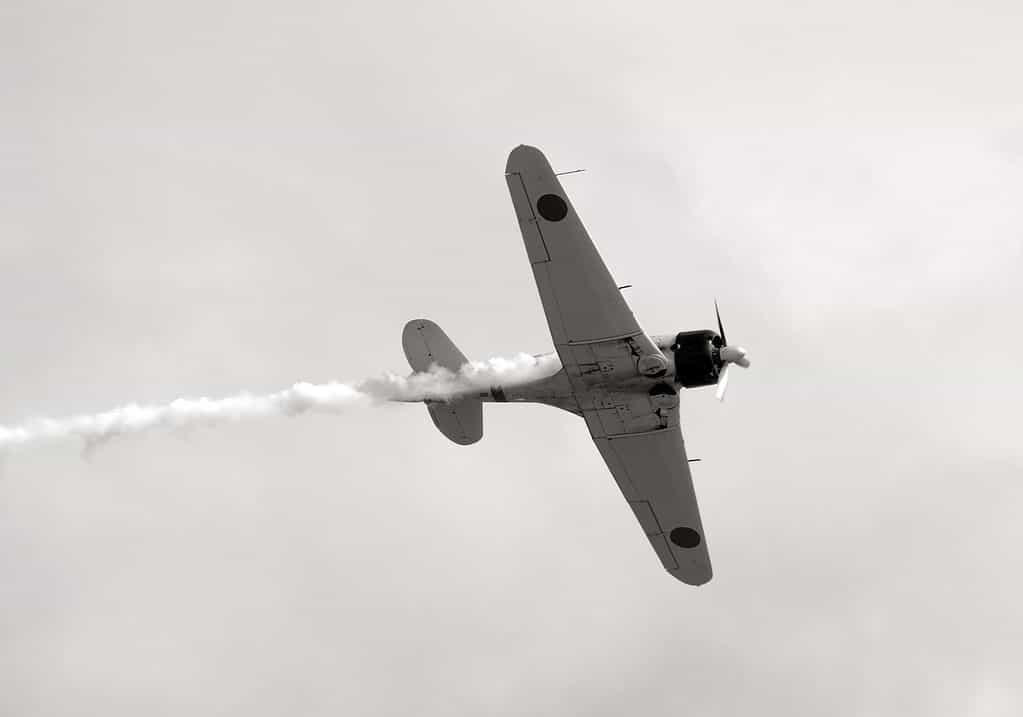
{"left": 0, "top": 353, "right": 562, "bottom": 452}
{"left": 360, "top": 352, "right": 561, "bottom": 402}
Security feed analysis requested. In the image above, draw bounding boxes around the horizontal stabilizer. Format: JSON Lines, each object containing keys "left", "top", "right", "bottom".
{"left": 402, "top": 319, "right": 483, "bottom": 445}
{"left": 402, "top": 319, "right": 467, "bottom": 373}
{"left": 427, "top": 399, "right": 482, "bottom": 446}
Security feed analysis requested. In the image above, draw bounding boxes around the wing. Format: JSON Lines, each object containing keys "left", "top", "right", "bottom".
{"left": 505, "top": 146, "right": 665, "bottom": 388}
{"left": 505, "top": 145, "right": 648, "bottom": 351}
{"left": 593, "top": 418, "right": 713, "bottom": 585}
{"left": 505, "top": 145, "right": 712, "bottom": 584}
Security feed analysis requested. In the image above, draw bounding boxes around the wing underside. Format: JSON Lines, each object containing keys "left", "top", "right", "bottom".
{"left": 505, "top": 146, "right": 653, "bottom": 353}
{"left": 593, "top": 425, "right": 712, "bottom": 585}
{"left": 504, "top": 145, "right": 712, "bottom": 585}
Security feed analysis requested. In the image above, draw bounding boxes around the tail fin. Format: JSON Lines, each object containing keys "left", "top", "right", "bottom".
{"left": 402, "top": 319, "right": 483, "bottom": 445}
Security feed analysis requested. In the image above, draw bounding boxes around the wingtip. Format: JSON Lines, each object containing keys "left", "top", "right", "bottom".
{"left": 505, "top": 144, "right": 548, "bottom": 174}
{"left": 671, "top": 563, "right": 714, "bottom": 586}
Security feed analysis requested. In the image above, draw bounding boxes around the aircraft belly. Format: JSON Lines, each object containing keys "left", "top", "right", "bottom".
{"left": 497, "top": 369, "right": 582, "bottom": 416}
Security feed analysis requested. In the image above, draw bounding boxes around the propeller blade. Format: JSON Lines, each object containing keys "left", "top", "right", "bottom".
{"left": 716, "top": 363, "right": 731, "bottom": 402}
{"left": 715, "top": 300, "right": 727, "bottom": 346}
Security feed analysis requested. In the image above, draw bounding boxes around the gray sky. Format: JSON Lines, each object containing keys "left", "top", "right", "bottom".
{"left": 2, "top": 2, "right": 1022, "bottom": 715}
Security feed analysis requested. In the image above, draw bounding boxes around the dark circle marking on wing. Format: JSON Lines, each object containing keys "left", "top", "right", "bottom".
{"left": 669, "top": 527, "right": 702, "bottom": 549}
{"left": 536, "top": 194, "right": 568, "bottom": 222}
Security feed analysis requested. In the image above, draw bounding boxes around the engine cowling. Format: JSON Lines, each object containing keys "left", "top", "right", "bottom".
{"left": 671, "top": 330, "right": 721, "bottom": 388}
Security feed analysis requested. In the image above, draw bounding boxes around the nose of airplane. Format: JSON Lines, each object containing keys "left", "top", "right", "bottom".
{"left": 720, "top": 345, "right": 750, "bottom": 368}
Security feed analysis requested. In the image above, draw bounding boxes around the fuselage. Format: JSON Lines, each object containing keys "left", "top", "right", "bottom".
{"left": 475, "top": 329, "right": 726, "bottom": 414}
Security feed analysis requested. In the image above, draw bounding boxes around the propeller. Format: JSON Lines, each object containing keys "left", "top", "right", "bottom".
{"left": 715, "top": 364, "right": 731, "bottom": 401}
{"left": 714, "top": 301, "right": 750, "bottom": 401}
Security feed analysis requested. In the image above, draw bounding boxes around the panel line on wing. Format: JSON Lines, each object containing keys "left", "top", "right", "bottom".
{"left": 531, "top": 262, "right": 570, "bottom": 347}
{"left": 605, "top": 426, "right": 674, "bottom": 439}
{"left": 564, "top": 330, "right": 646, "bottom": 346}
{"left": 509, "top": 172, "right": 551, "bottom": 264}
{"left": 629, "top": 500, "right": 666, "bottom": 536}
{"left": 650, "top": 535, "right": 680, "bottom": 570}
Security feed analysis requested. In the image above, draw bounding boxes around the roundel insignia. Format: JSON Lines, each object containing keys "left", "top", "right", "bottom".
{"left": 536, "top": 194, "right": 568, "bottom": 222}
{"left": 669, "top": 527, "right": 701, "bottom": 549}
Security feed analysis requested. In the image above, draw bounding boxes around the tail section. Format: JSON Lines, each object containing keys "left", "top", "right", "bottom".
{"left": 402, "top": 319, "right": 483, "bottom": 445}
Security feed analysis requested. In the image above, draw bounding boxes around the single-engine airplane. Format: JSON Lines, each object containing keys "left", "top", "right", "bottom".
{"left": 402, "top": 145, "right": 750, "bottom": 585}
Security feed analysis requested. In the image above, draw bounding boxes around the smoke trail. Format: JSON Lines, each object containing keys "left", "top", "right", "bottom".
{"left": 360, "top": 352, "right": 561, "bottom": 402}
{"left": 0, "top": 353, "right": 561, "bottom": 451}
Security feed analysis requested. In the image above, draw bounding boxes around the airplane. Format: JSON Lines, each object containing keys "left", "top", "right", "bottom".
{"left": 401, "top": 145, "right": 750, "bottom": 585}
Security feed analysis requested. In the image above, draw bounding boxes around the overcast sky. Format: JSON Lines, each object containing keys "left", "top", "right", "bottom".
{"left": 2, "top": 2, "right": 1022, "bottom": 715}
